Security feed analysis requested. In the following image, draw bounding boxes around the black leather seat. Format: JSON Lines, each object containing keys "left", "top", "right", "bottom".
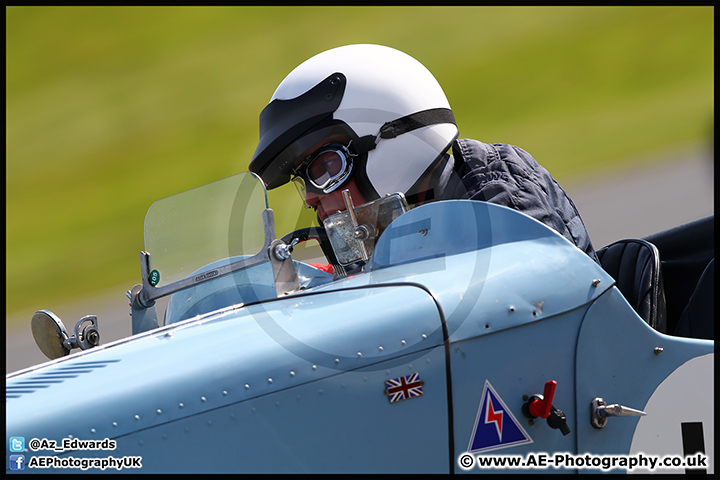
{"left": 596, "top": 239, "right": 667, "bottom": 333}
{"left": 673, "top": 258, "right": 714, "bottom": 340}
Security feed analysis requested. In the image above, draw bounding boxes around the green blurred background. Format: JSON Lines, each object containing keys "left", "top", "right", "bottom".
{"left": 6, "top": 6, "right": 713, "bottom": 326}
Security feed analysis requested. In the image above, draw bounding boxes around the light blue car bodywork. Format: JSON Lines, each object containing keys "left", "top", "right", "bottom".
{"left": 6, "top": 199, "right": 713, "bottom": 474}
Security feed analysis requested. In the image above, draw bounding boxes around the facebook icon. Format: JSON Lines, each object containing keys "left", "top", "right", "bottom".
{"left": 9, "top": 455, "right": 25, "bottom": 471}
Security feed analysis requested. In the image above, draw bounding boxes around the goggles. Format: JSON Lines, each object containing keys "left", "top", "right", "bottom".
{"left": 292, "top": 143, "right": 355, "bottom": 194}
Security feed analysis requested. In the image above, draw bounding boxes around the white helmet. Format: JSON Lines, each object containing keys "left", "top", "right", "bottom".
{"left": 249, "top": 44, "right": 458, "bottom": 201}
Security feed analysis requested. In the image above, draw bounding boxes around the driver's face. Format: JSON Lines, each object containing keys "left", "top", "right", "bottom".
{"left": 305, "top": 178, "right": 367, "bottom": 222}
{"left": 295, "top": 135, "right": 367, "bottom": 222}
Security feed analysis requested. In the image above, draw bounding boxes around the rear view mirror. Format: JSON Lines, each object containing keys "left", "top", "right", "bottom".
{"left": 31, "top": 310, "right": 100, "bottom": 360}
{"left": 31, "top": 310, "right": 71, "bottom": 360}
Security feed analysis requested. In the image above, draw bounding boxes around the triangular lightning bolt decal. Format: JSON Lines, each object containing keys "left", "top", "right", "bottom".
{"left": 468, "top": 380, "right": 533, "bottom": 454}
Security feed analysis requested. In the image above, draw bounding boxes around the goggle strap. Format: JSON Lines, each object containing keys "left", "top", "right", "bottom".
{"left": 355, "top": 108, "right": 456, "bottom": 154}
{"left": 354, "top": 135, "right": 378, "bottom": 155}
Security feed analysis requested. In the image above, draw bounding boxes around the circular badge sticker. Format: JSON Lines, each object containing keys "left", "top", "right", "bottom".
{"left": 148, "top": 269, "right": 160, "bottom": 287}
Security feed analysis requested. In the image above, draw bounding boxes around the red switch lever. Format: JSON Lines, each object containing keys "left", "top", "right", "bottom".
{"left": 528, "top": 380, "right": 557, "bottom": 419}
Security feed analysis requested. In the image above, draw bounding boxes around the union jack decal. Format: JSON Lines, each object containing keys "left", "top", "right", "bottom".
{"left": 385, "top": 372, "right": 424, "bottom": 403}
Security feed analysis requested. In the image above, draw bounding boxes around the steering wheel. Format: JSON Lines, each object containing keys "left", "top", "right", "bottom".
{"left": 280, "top": 226, "right": 339, "bottom": 267}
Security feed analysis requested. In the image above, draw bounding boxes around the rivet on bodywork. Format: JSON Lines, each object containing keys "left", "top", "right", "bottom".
{"left": 654, "top": 347, "right": 664, "bottom": 355}
{"left": 422, "top": 334, "right": 427, "bottom": 340}
{"left": 222, "top": 390, "right": 228, "bottom": 396}
{"left": 334, "top": 358, "right": 340, "bottom": 364}
{"left": 179, "top": 403, "right": 184, "bottom": 408}
{"left": 401, "top": 340, "right": 407, "bottom": 346}
{"left": 90, "top": 428, "right": 96, "bottom": 434}
{"left": 509, "top": 306, "right": 515, "bottom": 313}
{"left": 268, "top": 378, "right": 273, "bottom": 384}
{"left": 290, "top": 370, "right": 296, "bottom": 377}
{"left": 357, "top": 352, "right": 362, "bottom": 358}
{"left": 245, "top": 384, "right": 250, "bottom": 389}
{"left": 378, "top": 346, "right": 384, "bottom": 352}
{"left": 201, "top": 396, "right": 207, "bottom": 402}
{"left": 312, "top": 365, "right": 318, "bottom": 371}
{"left": 112, "top": 422, "right": 118, "bottom": 428}
{"left": 592, "top": 279, "right": 602, "bottom": 287}
{"left": 156, "top": 409, "right": 162, "bottom": 415}
{"left": 134, "top": 415, "right": 140, "bottom": 421}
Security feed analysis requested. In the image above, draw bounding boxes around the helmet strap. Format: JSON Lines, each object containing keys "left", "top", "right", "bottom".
{"left": 405, "top": 149, "right": 456, "bottom": 205}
